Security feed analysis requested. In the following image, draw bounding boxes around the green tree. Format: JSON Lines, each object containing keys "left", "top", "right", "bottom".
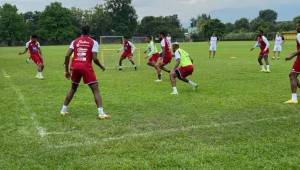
{"left": 0, "top": 3, "right": 25, "bottom": 46}
{"left": 202, "top": 19, "right": 225, "bottom": 38}
{"left": 234, "top": 18, "right": 250, "bottom": 32}
{"left": 293, "top": 16, "right": 300, "bottom": 24}
{"left": 89, "top": 5, "right": 111, "bottom": 38}
{"left": 23, "top": 11, "right": 41, "bottom": 37}
{"left": 37, "top": 2, "right": 76, "bottom": 44}
{"left": 104, "top": 0, "right": 138, "bottom": 36}
{"left": 258, "top": 9, "right": 278, "bottom": 23}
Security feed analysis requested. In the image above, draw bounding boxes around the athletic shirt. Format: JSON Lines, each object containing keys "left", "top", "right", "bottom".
{"left": 174, "top": 48, "right": 193, "bottom": 67}
{"left": 160, "top": 38, "right": 171, "bottom": 56}
{"left": 146, "top": 41, "right": 158, "bottom": 57}
{"left": 210, "top": 36, "right": 217, "bottom": 46}
{"left": 274, "top": 35, "right": 283, "bottom": 46}
{"left": 26, "top": 40, "right": 40, "bottom": 56}
{"left": 123, "top": 40, "right": 135, "bottom": 53}
{"left": 69, "top": 35, "right": 98, "bottom": 68}
{"left": 297, "top": 33, "right": 300, "bottom": 57}
{"left": 257, "top": 35, "right": 269, "bottom": 51}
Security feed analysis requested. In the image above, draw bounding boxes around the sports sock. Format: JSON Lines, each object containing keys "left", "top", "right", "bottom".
{"left": 292, "top": 93, "right": 298, "bottom": 101}
{"left": 188, "top": 80, "right": 196, "bottom": 86}
{"left": 266, "top": 65, "right": 270, "bottom": 71}
{"left": 61, "top": 105, "right": 67, "bottom": 112}
{"left": 98, "top": 107, "right": 104, "bottom": 115}
{"left": 172, "top": 87, "right": 178, "bottom": 92}
{"left": 261, "top": 65, "right": 265, "bottom": 70}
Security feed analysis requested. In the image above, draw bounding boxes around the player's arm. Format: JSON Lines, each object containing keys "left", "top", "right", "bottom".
{"left": 250, "top": 41, "right": 259, "bottom": 51}
{"left": 286, "top": 35, "right": 300, "bottom": 61}
{"left": 37, "top": 42, "right": 43, "bottom": 57}
{"left": 19, "top": 48, "right": 28, "bottom": 55}
{"left": 129, "top": 41, "right": 136, "bottom": 54}
{"left": 64, "top": 48, "right": 73, "bottom": 79}
{"left": 92, "top": 53, "right": 105, "bottom": 71}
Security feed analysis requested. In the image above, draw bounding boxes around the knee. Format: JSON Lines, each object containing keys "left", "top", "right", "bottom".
{"left": 289, "top": 73, "right": 295, "bottom": 79}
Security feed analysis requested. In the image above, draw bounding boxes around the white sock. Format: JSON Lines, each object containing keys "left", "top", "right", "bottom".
{"left": 172, "top": 87, "right": 178, "bottom": 92}
{"left": 261, "top": 65, "right": 265, "bottom": 70}
{"left": 266, "top": 65, "right": 270, "bottom": 71}
{"left": 98, "top": 107, "right": 104, "bottom": 115}
{"left": 292, "top": 93, "right": 298, "bottom": 101}
{"left": 188, "top": 80, "right": 196, "bottom": 86}
{"left": 61, "top": 105, "right": 67, "bottom": 112}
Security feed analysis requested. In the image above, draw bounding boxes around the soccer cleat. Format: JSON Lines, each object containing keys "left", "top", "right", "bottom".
{"left": 284, "top": 100, "right": 298, "bottom": 104}
{"left": 260, "top": 69, "right": 266, "bottom": 72}
{"left": 192, "top": 84, "right": 199, "bottom": 91}
{"left": 265, "top": 70, "right": 271, "bottom": 73}
{"left": 60, "top": 111, "right": 69, "bottom": 116}
{"left": 35, "top": 75, "right": 40, "bottom": 79}
{"left": 170, "top": 91, "right": 178, "bottom": 95}
{"left": 38, "top": 75, "right": 44, "bottom": 79}
{"left": 155, "top": 79, "right": 162, "bottom": 82}
{"left": 97, "top": 113, "right": 111, "bottom": 120}
{"left": 134, "top": 66, "right": 137, "bottom": 71}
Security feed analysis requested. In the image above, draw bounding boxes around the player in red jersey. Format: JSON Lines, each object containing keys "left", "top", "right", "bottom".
{"left": 144, "top": 35, "right": 161, "bottom": 80}
{"left": 284, "top": 22, "right": 300, "bottom": 104}
{"left": 118, "top": 36, "right": 137, "bottom": 70}
{"left": 155, "top": 32, "right": 171, "bottom": 82}
{"left": 250, "top": 30, "right": 271, "bottom": 73}
{"left": 19, "top": 35, "right": 45, "bottom": 79}
{"left": 60, "top": 26, "right": 110, "bottom": 120}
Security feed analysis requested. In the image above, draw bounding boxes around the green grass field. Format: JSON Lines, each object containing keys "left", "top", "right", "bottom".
{"left": 1, "top": 41, "right": 300, "bottom": 169}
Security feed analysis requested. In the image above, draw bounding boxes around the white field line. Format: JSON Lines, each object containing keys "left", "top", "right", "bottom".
{"left": 2, "top": 69, "right": 10, "bottom": 78}
{"left": 51, "top": 115, "right": 296, "bottom": 149}
{"left": 2, "top": 69, "right": 47, "bottom": 138}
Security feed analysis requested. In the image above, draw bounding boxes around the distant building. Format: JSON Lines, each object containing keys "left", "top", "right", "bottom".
{"left": 282, "top": 31, "right": 297, "bottom": 40}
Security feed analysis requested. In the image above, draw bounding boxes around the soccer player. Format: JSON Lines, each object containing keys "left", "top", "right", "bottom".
{"left": 170, "top": 42, "right": 198, "bottom": 95}
{"left": 209, "top": 33, "right": 217, "bottom": 58}
{"left": 273, "top": 32, "right": 285, "bottom": 60}
{"left": 155, "top": 32, "right": 172, "bottom": 82}
{"left": 144, "top": 35, "right": 161, "bottom": 80}
{"left": 118, "top": 36, "right": 137, "bottom": 70}
{"left": 167, "top": 34, "right": 172, "bottom": 44}
{"left": 284, "top": 23, "right": 300, "bottom": 104}
{"left": 250, "top": 30, "right": 271, "bottom": 73}
{"left": 19, "top": 35, "right": 44, "bottom": 79}
{"left": 60, "top": 25, "right": 110, "bottom": 120}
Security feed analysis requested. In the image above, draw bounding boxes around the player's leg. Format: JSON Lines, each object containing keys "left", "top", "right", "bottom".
{"left": 263, "top": 55, "right": 270, "bottom": 72}
{"left": 170, "top": 70, "right": 178, "bottom": 95}
{"left": 258, "top": 55, "right": 266, "bottom": 72}
{"left": 213, "top": 50, "right": 216, "bottom": 58}
{"left": 176, "top": 67, "right": 198, "bottom": 89}
{"left": 118, "top": 56, "right": 125, "bottom": 70}
{"left": 89, "top": 82, "right": 110, "bottom": 119}
{"left": 285, "top": 72, "right": 299, "bottom": 103}
{"left": 128, "top": 56, "right": 137, "bottom": 70}
{"left": 60, "top": 83, "right": 79, "bottom": 115}
{"left": 155, "top": 58, "right": 163, "bottom": 81}
{"left": 209, "top": 50, "right": 212, "bottom": 58}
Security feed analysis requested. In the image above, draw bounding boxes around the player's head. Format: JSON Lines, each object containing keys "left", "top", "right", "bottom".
{"left": 212, "top": 33, "right": 216, "bottom": 36}
{"left": 146, "top": 35, "right": 152, "bottom": 43}
{"left": 31, "top": 34, "right": 38, "bottom": 42}
{"left": 81, "top": 25, "right": 90, "bottom": 35}
{"left": 258, "top": 30, "right": 264, "bottom": 36}
{"left": 123, "top": 36, "right": 129, "bottom": 42}
{"left": 172, "top": 42, "right": 179, "bottom": 52}
{"left": 159, "top": 32, "right": 166, "bottom": 38}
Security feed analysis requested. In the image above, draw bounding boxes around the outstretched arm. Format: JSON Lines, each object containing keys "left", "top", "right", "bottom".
{"left": 64, "top": 48, "right": 73, "bottom": 79}
{"left": 92, "top": 52, "right": 105, "bottom": 71}
{"left": 250, "top": 41, "right": 259, "bottom": 51}
{"left": 19, "top": 48, "right": 28, "bottom": 55}
{"left": 286, "top": 50, "right": 300, "bottom": 61}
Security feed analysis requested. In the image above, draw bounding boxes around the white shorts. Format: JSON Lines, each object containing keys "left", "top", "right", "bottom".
{"left": 273, "top": 45, "right": 282, "bottom": 52}
{"left": 209, "top": 46, "right": 217, "bottom": 51}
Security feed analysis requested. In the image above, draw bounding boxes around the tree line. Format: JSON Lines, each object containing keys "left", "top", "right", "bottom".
{"left": 0, "top": 0, "right": 299, "bottom": 46}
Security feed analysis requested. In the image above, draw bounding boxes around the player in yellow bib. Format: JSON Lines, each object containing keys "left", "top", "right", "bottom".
{"left": 170, "top": 42, "right": 198, "bottom": 95}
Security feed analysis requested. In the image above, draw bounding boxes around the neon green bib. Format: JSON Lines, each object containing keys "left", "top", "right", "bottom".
{"left": 178, "top": 49, "right": 192, "bottom": 67}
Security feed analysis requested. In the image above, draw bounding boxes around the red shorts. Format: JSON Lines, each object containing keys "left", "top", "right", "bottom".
{"left": 71, "top": 66, "right": 97, "bottom": 85}
{"left": 31, "top": 55, "right": 43, "bottom": 65}
{"left": 148, "top": 53, "right": 159, "bottom": 63}
{"left": 161, "top": 52, "right": 173, "bottom": 65}
{"left": 292, "top": 57, "right": 300, "bottom": 73}
{"left": 121, "top": 52, "right": 133, "bottom": 59}
{"left": 176, "top": 65, "right": 194, "bottom": 78}
{"left": 259, "top": 49, "right": 269, "bottom": 57}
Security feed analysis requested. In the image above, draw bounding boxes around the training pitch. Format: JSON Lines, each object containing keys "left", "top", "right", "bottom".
{"left": 0, "top": 41, "right": 300, "bottom": 169}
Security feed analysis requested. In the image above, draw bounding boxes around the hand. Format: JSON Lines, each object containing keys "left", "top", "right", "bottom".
{"left": 250, "top": 48, "right": 254, "bottom": 51}
{"left": 285, "top": 56, "right": 291, "bottom": 61}
{"left": 18, "top": 52, "right": 23, "bottom": 55}
{"left": 65, "top": 72, "right": 71, "bottom": 79}
{"left": 101, "top": 65, "right": 106, "bottom": 71}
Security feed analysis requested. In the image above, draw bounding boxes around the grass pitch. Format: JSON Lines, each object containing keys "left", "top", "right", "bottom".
{"left": 0, "top": 41, "right": 300, "bottom": 169}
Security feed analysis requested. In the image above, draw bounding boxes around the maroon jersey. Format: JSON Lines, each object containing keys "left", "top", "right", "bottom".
{"left": 257, "top": 36, "right": 268, "bottom": 51}
{"left": 292, "top": 33, "right": 300, "bottom": 73}
{"left": 26, "top": 40, "right": 41, "bottom": 56}
{"left": 70, "top": 35, "right": 98, "bottom": 69}
{"left": 123, "top": 40, "right": 132, "bottom": 54}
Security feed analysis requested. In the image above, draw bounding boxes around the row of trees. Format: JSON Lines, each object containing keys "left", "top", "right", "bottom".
{"left": 0, "top": 0, "right": 184, "bottom": 45}
{"left": 1, "top": 0, "right": 300, "bottom": 45}
{"left": 190, "top": 10, "right": 300, "bottom": 40}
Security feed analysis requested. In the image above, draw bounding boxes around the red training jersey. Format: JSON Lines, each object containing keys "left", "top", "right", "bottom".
{"left": 257, "top": 35, "right": 268, "bottom": 52}
{"left": 26, "top": 40, "right": 41, "bottom": 56}
{"left": 70, "top": 35, "right": 99, "bottom": 69}
{"left": 161, "top": 38, "right": 172, "bottom": 58}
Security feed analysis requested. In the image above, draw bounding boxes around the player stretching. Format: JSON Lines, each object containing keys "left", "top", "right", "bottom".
{"left": 284, "top": 23, "right": 300, "bottom": 104}
{"left": 156, "top": 32, "right": 172, "bottom": 82}
{"left": 19, "top": 35, "right": 44, "bottom": 79}
{"left": 60, "top": 26, "right": 110, "bottom": 119}
{"left": 250, "top": 30, "right": 271, "bottom": 73}
{"left": 209, "top": 33, "right": 217, "bottom": 59}
{"left": 273, "top": 32, "right": 284, "bottom": 60}
{"left": 170, "top": 42, "right": 198, "bottom": 95}
{"left": 119, "top": 36, "right": 137, "bottom": 70}
{"left": 144, "top": 35, "right": 161, "bottom": 80}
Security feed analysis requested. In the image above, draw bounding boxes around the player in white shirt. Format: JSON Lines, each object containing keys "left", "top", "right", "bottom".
{"left": 209, "top": 33, "right": 218, "bottom": 58}
{"left": 273, "top": 32, "right": 284, "bottom": 60}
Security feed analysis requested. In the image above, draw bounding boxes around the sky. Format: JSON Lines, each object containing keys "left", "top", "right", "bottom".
{"left": 0, "top": 0, "right": 299, "bottom": 27}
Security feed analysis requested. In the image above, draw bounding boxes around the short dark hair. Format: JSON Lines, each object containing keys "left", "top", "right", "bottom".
{"left": 259, "top": 29, "right": 264, "bottom": 34}
{"left": 159, "top": 32, "right": 166, "bottom": 36}
{"left": 124, "top": 36, "right": 129, "bottom": 39}
{"left": 82, "top": 25, "right": 90, "bottom": 35}
{"left": 147, "top": 35, "right": 152, "bottom": 40}
{"left": 31, "top": 34, "right": 38, "bottom": 39}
